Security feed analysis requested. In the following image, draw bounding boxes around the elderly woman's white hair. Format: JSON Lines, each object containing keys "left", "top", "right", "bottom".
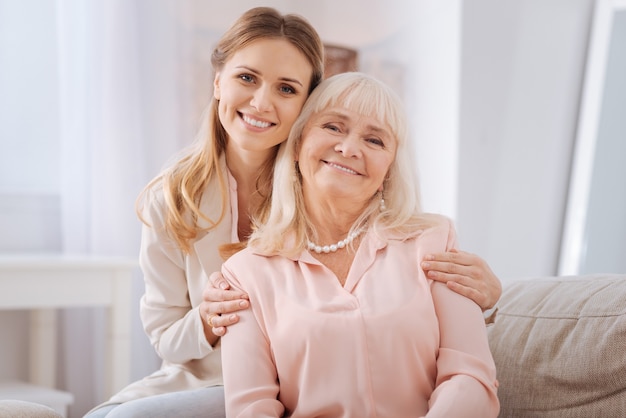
{"left": 250, "top": 72, "right": 437, "bottom": 256}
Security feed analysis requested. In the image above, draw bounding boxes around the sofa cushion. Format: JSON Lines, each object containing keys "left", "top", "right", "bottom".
{"left": 488, "top": 274, "right": 626, "bottom": 417}
{"left": 0, "top": 400, "right": 63, "bottom": 418}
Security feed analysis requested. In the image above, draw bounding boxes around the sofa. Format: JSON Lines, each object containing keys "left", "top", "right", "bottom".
{"left": 487, "top": 273, "right": 626, "bottom": 417}
{"left": 0, "top": 400, "right": 63, "bottom": 418}
{"left": 1, "top": 275, "right": 623, "bottom": 418}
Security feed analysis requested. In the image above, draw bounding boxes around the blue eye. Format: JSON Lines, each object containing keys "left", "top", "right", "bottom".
{"left": 366, "top": 138, "right": 385, "bottom": 147}
{"left": 323, "top": 123, "right": 340, "bottom": 132}
{"left": 280, "top": 85, "right": 296, "bottom": 95}
{"left": 239, "top": 74, "right": 254, "bottom": 83}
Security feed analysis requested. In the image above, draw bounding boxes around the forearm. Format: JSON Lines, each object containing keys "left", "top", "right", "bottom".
{"left": 429, "top": 281, "right": 500, "bottom": 416}
{"left": 427, "top": 375, "right": 499, "bottom": 418}
{"left": 221, "top": 267, "right": 282, "bottom": 417}
{"left": 139, "top": 196, "right": 217, "bottom": 362}
{"left": 142, "top": 298, "right": 215, "bottom": 363}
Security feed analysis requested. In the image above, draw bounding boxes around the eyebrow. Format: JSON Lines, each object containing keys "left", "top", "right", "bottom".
{"left": 321, "top": 110, "right": 388, "bottom": 134}
{"left": 235, "top": 65, "right": 304, "bottom": 87}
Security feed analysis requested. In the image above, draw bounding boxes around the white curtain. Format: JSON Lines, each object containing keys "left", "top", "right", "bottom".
{"left": 55, "top": 0, "right": 191, "bottom": 415}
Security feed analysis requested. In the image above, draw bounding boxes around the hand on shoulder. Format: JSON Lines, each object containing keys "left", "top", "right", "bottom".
{"left": 421, "top": 249, "right": 502, "bottom": 310}
{"left": 200, "top": 271, "right": 250, "bottom": 338}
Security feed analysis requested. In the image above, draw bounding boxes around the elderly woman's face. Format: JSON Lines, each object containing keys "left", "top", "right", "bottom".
{"left": 297, "top": 106, "right": 397, "bottom": 207}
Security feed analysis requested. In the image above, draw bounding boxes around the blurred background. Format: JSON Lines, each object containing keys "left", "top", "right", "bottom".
{"left": 0, "top": 0, "right": 624, "bottom": 416}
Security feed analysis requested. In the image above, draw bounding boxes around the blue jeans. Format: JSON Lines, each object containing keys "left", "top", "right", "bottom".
{"left": 83, "top": 386, "right": 225, "bottom": 418}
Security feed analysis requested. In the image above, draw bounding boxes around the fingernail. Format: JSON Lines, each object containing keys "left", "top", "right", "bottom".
{"left": 220, "top": 282, "right": 228, "bottom": 289}
{"left": 229, "top": 314, "right": 237, "bottom": 321}
{"left": 239, "top": 300, "right": 249, "bottom": 308}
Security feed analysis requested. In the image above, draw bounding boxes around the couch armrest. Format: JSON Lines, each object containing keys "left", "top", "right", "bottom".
{"left": 0, "top": 400, "right": 63, "bottom": 418}
{"left": 488, "top": 274, "right": 626, "bottom": 417}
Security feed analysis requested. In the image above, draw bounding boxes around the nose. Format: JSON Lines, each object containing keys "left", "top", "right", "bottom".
{"left": 334, "top": 134, "right": 362, "bottom": 158}
{"left": 250, "top": 85, "right": 273, "bottom": 112}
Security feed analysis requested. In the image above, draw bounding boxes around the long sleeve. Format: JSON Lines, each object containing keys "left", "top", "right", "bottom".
{"left": 425, "top": 223, "right": 500, "bottom": 417}
{"left": 219, "top": 217, "right": 499, "bottom": 417}
{"left": 138, "top": 187, "right": 214, "bottom": 364}
{"left": 221, "top": 264, "right": 284, "bottom": 418}
{"left": 425, "top": 281, "right": 500, "bottom": 417}
{"left": 101, "top": 180, "right": 228, "bottom": 405}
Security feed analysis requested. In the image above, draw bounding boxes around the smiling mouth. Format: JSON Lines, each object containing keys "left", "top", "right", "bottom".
{"left": 241, "top": 113, "right": 273, "bottom": 129}
{"left": 325, "top": 161, "right": 360, "bottom": 175}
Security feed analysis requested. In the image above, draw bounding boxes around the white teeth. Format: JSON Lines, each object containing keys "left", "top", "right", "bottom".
{"left": 328, "top": 162, "right": 358, "bottom": 175}
{"left": 242, "top": 114, "right": 271, "bottom": 128}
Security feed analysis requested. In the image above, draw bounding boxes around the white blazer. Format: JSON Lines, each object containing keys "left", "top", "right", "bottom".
{"left": 104, "top": 159, "right": 237, "bottom": 405}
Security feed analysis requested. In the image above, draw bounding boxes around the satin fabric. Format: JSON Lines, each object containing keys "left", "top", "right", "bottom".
{"left": 221, "top": 217, "right": 499, "bottom": 417}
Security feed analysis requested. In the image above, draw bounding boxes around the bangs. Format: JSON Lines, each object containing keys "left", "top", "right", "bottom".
{"left": 310, "top": 74, "right": 406, "bottom": 143}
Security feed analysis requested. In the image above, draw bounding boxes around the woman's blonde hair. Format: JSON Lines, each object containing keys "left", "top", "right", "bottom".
{"left": 136, "top": 7, "right": 324, "bottom": 253}
{"left": 250, "top": 72, "right": 435, "bottom": 256}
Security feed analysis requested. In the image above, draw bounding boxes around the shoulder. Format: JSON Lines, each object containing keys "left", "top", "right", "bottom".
{"left": 384, "top": 213, "right": 455, "bottom": 241}
{"left": 224, "top": 246, "right": 257, "bottom": 264}
{"left": 418, "top": 213, "right": 458, "bottom": 251}
{"left": 222, "top": 246, "right": 298, "bottom": 290}
{"left": 222, "top": 247, "right": 266, "bottom": 279}
{"left": 138, "top": 180, "right": 168, "bottom": 225}
{"left": 383, "top": 213, "right": 457, "bottom": 254}
{"left": 422, "top": 213, "right": 455, "bottom": 233}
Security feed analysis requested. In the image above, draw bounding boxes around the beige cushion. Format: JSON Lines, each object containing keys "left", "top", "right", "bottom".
{"left": 0, "top": 400, "right": 63, "bottom": 418}
{"left": 488, "top": 274, "right": 626, "bottom": 417}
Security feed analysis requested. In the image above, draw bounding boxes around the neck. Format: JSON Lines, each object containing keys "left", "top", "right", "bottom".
{"left": 226, "top": 145, "right": 275, "bottom": 240}
{"left": 304, "top": 197, "right": 366, "bottom": 244}
{"left": 225, "top": 145, "right": 275, "bottom": 189}
{"left": 306, "top": 209, "right": 365, "bottom": 249}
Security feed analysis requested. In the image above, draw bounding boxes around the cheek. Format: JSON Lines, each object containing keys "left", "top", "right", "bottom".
{"left": 299, "top": 134, "right": 322, "bottom": 159}
{"left": 374, "top": 158, "right": 394, "bottom": 181}
{"left": 281, "top": 100, "right": 306, "bottom": 125}
{"left": 297, "top": 142, "right": 319, "bottom": 173}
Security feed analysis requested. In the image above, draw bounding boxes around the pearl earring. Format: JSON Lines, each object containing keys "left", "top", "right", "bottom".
{"left": 380, "top": 191, "right": 386, "bottom": 211}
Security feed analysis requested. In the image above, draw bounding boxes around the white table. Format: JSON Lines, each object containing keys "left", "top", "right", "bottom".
{"left": 0, "top": 254, "right": 138, "bottom": 401}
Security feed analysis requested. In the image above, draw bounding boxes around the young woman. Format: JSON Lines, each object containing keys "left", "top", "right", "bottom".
{"left": 85, "top": 7, "right": 323, "bottom": 418}
{"left": 86, "top": 6, "right": 500, "bottom": 418}
{"left": 220, "top": 72, "right": 499, "bottom": 417}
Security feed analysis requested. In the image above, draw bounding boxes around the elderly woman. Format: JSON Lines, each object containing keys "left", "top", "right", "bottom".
{"left": 220, "top": 72, "right": 500, "bottom": 417}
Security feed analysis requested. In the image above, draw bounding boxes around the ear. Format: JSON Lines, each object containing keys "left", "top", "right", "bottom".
{"left": 378, "top": 174, "right": 390, "bottom": 192}
{"left": 213, "top": 73, "right": 221, "bottom": 100}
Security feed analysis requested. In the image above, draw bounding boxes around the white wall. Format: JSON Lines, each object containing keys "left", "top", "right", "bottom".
{"left": 0, "top": 0, "right": 602, "bottom": 416}
{"left": 576, "top": 8, "right": 626, "bottom": 274}
{"left": 458, "top": 0, "right": 595, "bottom": 282}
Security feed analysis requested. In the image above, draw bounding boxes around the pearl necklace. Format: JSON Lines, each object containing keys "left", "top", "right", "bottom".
{"left": 307, "top": 227, "right": 366, "bottom": 254}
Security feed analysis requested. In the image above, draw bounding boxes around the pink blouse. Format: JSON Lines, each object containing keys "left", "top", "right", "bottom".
{"left": 221, "top": 217, "right": 499, "bottom": 417}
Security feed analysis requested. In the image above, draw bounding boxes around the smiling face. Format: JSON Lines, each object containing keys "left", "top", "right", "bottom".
{"left": 297, "top": 106, "right": 398, "bottom": 212}
{"left": 213, "top": 38, "right": 313, "bottom": 158}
